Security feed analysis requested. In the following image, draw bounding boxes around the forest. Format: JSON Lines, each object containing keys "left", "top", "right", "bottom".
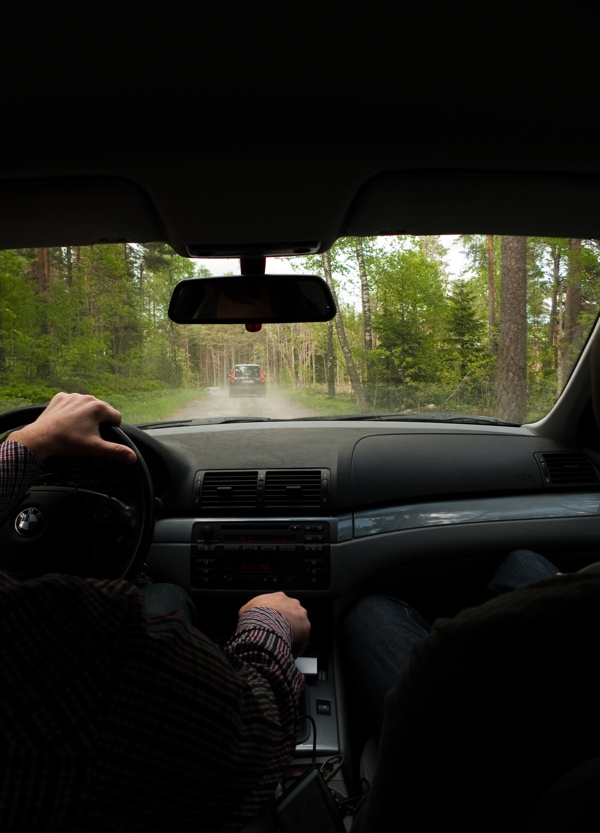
{"left": 0, "top": 235, "right": 598, "bottom": 423}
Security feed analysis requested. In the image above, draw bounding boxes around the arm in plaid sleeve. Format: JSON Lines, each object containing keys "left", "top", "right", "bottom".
{"left": 0, "top": 440, "right": 39, "bottom": 525}
{"left": 0, "top": 574, "right": 305, "bottom": 831}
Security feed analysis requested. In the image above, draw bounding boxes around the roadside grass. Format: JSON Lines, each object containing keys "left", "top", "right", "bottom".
{"left": 280, "top": 386, "right": 360, "bottom": 417}
{"left": 109, "top": 388, "right": 206, "bottom": 424}
{"left": 283, "top": 385, "right": 552, "bottom": 423}
{"left": 0, "top": 386, "right": 205, "bottom": 425}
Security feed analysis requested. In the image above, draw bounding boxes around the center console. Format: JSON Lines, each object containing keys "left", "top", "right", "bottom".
{"left": 294, "top": 656, "right": 340, "bottom": 756}
{"left": 191, "top": 520, "right": 330, "bottom": 591}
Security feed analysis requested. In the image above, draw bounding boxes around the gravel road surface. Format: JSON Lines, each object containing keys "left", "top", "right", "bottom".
{"left": 168, "top": 388, "right": 321, "bottom": 420}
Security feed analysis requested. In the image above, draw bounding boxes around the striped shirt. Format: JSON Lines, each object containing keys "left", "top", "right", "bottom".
{"left": 0, "top": 440, "right": 304, "bottom": 830}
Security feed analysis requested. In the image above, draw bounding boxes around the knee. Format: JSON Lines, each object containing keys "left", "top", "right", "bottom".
{"left": 343, "top": 594, "right": 409, "bottom": 643}
{"left": 345, "top": 594, "right": 394, "bottom": 628}
{"left": 141, "top": 582, "right": 197, "bottom": 625}
{"left": 489, "top": 549, "right": 558, "bottom": 594}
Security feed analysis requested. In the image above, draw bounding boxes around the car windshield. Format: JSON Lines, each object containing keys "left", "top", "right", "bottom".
{"left": 0, "top": 235, "right": 597, "bottom": 425}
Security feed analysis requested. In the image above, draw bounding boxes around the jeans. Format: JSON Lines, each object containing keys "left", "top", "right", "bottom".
{"left": 140, "top": 582, "right": 197, "bottom": 627}
{"left": 343, "top": 549, "right": 558, "bottom": 737}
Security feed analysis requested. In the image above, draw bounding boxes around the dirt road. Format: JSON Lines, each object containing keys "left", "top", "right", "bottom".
{"left": 168, "top": 388, "right": 321, "bottom": 420}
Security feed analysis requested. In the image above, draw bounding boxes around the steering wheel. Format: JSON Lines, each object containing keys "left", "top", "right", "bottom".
{"left": 0, "top": 405, "right": 154, "bottom": 582}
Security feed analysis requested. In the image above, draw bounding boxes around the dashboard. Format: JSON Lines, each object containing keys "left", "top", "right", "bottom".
{"left": 19, "top": 414, "right": 600, "bottom": 769}
{"left": 119, "top": 419, "right": 600, "bottom": 599}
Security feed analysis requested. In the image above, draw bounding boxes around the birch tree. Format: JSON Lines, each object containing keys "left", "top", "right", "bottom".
{"left": 321, "top": 250, "right": 368, "bottom": 411}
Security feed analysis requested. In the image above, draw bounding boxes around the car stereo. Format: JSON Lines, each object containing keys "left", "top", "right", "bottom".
{"left": 190, "top": 521, "right": 330, "bottom": 591}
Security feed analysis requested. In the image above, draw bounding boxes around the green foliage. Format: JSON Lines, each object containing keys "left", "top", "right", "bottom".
{"left": 1, "top": 235, "right": 599, "bottom": 422}
{"left": 0, "top": 383, "right": 63, "bottom": 410}
{"left": 442, "top": 280, "right": 489, "bottom": 383}
{"left": 367, "top": 246, "right": 447, "bottom": 409}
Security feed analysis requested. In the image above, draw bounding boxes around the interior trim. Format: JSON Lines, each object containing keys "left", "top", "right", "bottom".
{"left": 353, "top": 493, "right": 600, "bottom": 537}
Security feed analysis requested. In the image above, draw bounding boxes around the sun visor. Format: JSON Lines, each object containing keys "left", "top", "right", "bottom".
{"left": 0, "top": 177, "right": 164, "bottom": 249}
{"left": 344, "top": 170, "right": 600, "bottom": 238}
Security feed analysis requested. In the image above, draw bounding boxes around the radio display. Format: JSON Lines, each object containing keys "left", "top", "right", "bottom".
{"left": 224, "top": 534, "right": 297, "bottom": 544}
{"left": 240, "top": 562, "right": 281, "bottom": 572}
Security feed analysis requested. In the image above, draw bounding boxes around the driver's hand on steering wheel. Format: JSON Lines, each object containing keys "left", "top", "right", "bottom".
{"left": 9, "top": 392, "right": 137, "bottom": 465}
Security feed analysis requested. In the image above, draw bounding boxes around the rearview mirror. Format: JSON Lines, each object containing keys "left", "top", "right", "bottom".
{"left": 168, "top": 275, "right": 336, "bottom": 324}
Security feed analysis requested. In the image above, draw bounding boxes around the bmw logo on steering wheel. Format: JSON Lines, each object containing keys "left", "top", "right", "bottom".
{"left": 15, "top": 507, "right": 44, "bottom": 537}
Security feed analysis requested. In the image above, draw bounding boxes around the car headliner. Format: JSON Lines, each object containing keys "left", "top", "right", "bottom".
{"left": 1, "top": 6, "right": 599, "bottom": 254}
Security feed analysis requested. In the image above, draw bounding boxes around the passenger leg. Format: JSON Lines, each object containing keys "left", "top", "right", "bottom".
{"left": 343, "top": 595, "right": 430, "bottom": 738}
{"left": 487, "top": 549, "right": 558, "bottom": 595}
{"left": 140, "top": 582, "right": 198, "bottom": 626}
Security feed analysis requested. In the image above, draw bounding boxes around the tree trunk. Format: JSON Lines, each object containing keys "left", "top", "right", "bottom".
{"left": 322, "top": 251, "right": 369, "bottom": 412}
{"left": 546, "top": 246, "right": 560, "bottom": 373}
{"left": 139, "top": 262, "right": 145, "bottom": 376}
{"left": 355, "top": 239, "right": 373, "bottom": 350}
{"left": 326, "top": 324, "right": 335, "bottom": 398}
{"left": 564, "top": 238, "right": 583, "bottom": 379}
{"left": 65, "top": 245, "right": 73, "bottom": 289}
{"left": 355, "top": 237, "right": 374, "bottom": 405}
{"left": 36, "top": 247, "right": 51, "bottom": 380}
{"left": 167, "top": 266, "right": 175, "bottom": 373}
{"left": 37, "top": 247, "right": 49, "bottom": 298}
{"left": 487, "top": 235, "right": 496, "bottom": 354}
{"left": 495, "top": 236, "right": 528, "bottom": 422}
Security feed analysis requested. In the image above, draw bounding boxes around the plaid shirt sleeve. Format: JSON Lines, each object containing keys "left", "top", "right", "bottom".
{"left": 0, "top": 572, "right": 305, "bottom": 831}
{"left": 0, "top": 440, "right": 39, "bottom": 524}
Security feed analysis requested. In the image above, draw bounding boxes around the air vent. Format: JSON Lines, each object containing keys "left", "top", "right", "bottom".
{"left": 198, "top": 471, "right": 258, "bottom": 510}
{"left": 535, "top": 452, "right": 599, "bottom": 487}
{"left": 195, "top": 469, "right": 330, "bottom": 514}
{"left": 264, "top": 470, "right": 327, "bottom": 512}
